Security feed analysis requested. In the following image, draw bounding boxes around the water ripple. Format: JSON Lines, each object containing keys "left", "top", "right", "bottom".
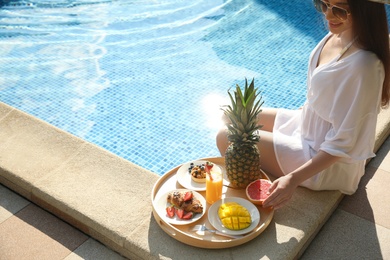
{"left": 0, "top": 0, "right": 316, "bottom": 175}
{"left": 0, "top": 0, "right": 233, "bottom": 46}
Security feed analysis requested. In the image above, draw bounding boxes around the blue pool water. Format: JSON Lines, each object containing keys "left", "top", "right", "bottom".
{"left": 1, "top": 0, "right": 332, "bottom": 175}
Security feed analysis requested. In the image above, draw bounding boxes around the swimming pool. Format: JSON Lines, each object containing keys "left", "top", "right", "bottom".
{"left": 1, "top": 0, "right": 329, "bottom": 175}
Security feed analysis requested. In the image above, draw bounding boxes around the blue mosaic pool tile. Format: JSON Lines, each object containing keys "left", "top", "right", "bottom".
{"left": 4, "top": 0, "right": 385, "bottom": 176}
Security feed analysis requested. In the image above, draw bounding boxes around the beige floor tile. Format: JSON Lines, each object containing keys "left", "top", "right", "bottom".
{"left": 339, "top": 166, "right": 390, "bottom": 229}
{"left": 301, "top": 209, "right": 390, "bottom": 260}
{"left": 370, "top": 136, "right": 390, "bottom": 170}
{"left": 64, "top": 238, "right": 126, "bottom": 260}
{"left": 0, "top": 185, "right": 30, "bottom": 224}
{"left": 0, "top": 204, "right": 88, "bottom": 260}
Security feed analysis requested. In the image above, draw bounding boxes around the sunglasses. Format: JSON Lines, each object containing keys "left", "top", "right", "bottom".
{"left": 313, "top": 0, "right": 351, "bottom": 21}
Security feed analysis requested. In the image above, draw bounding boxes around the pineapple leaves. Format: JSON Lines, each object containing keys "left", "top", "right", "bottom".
{"left": 227, "top": 91, "right": 236, "bottom": 111}
{"left": 243, "top": 78, "right": 256, "bottom": 108}
{"left": 240, "top": 108, "right": 248, "bottom": 126}
{"left": 221, "top": 78, "right": 264, "bottom": 144}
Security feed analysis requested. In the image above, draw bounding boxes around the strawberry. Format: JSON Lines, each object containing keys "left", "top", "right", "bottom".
{"left": 166, "top": 205, "right": 175, "bottom": 218}
{"left": 205, "top": 161, "right": 214, "bottom": 173}
{"left": 182, "top": 212, "right": 193, "bottom": 220}
{"left": 205, "top": 161, "right": 214, "bottom": 181}
{"left": 183, "top": 191, "right": 193, "bottom": 202}
{"left": 176, "top": 208, "right": 184, "bottom": 219}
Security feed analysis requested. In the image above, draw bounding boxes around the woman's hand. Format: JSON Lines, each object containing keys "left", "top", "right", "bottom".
{"left": 262, "top": 174, "right": 299, "bottom": 209}
{"left": 262, "top": 151, "right": 341, "bottom": 209}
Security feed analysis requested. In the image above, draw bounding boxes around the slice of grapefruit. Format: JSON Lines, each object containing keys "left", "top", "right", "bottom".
{"left": 245, "top": 179, "right": 272, "bottom": 206}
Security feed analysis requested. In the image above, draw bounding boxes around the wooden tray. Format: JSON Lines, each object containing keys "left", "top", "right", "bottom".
{"left": 151, "top": 157, "right": 274, "bottom": 249}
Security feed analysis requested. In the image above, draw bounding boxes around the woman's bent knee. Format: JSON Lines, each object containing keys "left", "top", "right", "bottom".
{"left": 216, "top": 128, "right": 229, "bottom": 156}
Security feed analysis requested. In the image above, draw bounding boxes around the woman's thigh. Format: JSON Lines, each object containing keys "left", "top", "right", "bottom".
{"left": 258, "top": 108, "right": 278, "bottom": 132}
{"left": 216, "top": 108, "right": 280, "bottom": 158}
{"left": 217, "top": 128, "right": 284, "bottom": 178}
{"left": 257, "top": 130, "right": 284, "bottom": 178}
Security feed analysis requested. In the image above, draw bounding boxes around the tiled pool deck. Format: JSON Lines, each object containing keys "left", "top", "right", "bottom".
{"left": 0, "top": 102, "right": 389, "bottom": 259}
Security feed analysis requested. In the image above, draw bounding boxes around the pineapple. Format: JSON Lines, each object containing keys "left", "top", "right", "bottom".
{"left": 221, "top": 78, "right": 263, "bottom": 189}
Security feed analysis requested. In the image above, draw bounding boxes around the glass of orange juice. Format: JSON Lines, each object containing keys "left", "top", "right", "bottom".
{"left": 206, "top": 170, "right": 223, "bottom": 204}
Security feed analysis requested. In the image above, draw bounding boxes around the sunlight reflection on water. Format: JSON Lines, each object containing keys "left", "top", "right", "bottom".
{"left": 0, "top": 0, "right": 322, "bottom": 175}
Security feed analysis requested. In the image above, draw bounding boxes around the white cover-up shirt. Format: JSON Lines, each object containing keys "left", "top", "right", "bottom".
{"left": 273, "top": 33, "right": 384, "bottom": 194}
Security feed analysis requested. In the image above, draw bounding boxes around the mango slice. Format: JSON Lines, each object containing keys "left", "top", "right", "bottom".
{"left": 218, "top": 202, "right": 251, "bottom": 230}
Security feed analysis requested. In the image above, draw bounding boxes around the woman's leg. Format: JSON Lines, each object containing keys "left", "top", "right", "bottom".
{"left": 216, "top": 108, "right": 283, "bottom": 177}
{"left": 256, "top": 108, "right": 284, "bottom": 177}
{"left": 216, "top": 128, "right": 283, "bottom": 177}
{"left": 216, "top": 107, "right": 278, "bottom": 154}
{"left": 258, "top": 107, "right": 278, "bottom": 132}
{"left": 216, "top": 127, "right": 229, "bottom": 157}
{"left": 256, "top": 130, "right": 284, "bottom": 177}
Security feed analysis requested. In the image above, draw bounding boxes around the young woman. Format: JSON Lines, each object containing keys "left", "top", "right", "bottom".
{"left": 216, "top": 0, "right": 390, "bottom": 209}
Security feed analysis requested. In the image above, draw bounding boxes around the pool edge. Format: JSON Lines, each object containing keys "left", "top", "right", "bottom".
{"left": 1, "top": 101, "right": 389, "bottom": 260}
{"left": 0, "top": 101, "right": 161, "bottom": 259}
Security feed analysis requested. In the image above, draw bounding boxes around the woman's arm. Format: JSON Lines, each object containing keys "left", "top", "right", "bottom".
{"left": 262, "top": 151, "right": 340, "bottom": 209}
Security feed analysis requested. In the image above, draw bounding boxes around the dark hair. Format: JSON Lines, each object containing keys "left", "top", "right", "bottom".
{"left": 348, "top": 0, "right": 390, "bottom": 107}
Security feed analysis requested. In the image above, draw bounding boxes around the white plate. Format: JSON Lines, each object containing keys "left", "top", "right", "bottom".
{"left": 176, "top": 160, "right": 223, "bottom": 191}
{"left": 208, "top": 197, "right": 260, "bottom": 235}
{"left": 153, "top": 189, "right": 206, "bottom": 225}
